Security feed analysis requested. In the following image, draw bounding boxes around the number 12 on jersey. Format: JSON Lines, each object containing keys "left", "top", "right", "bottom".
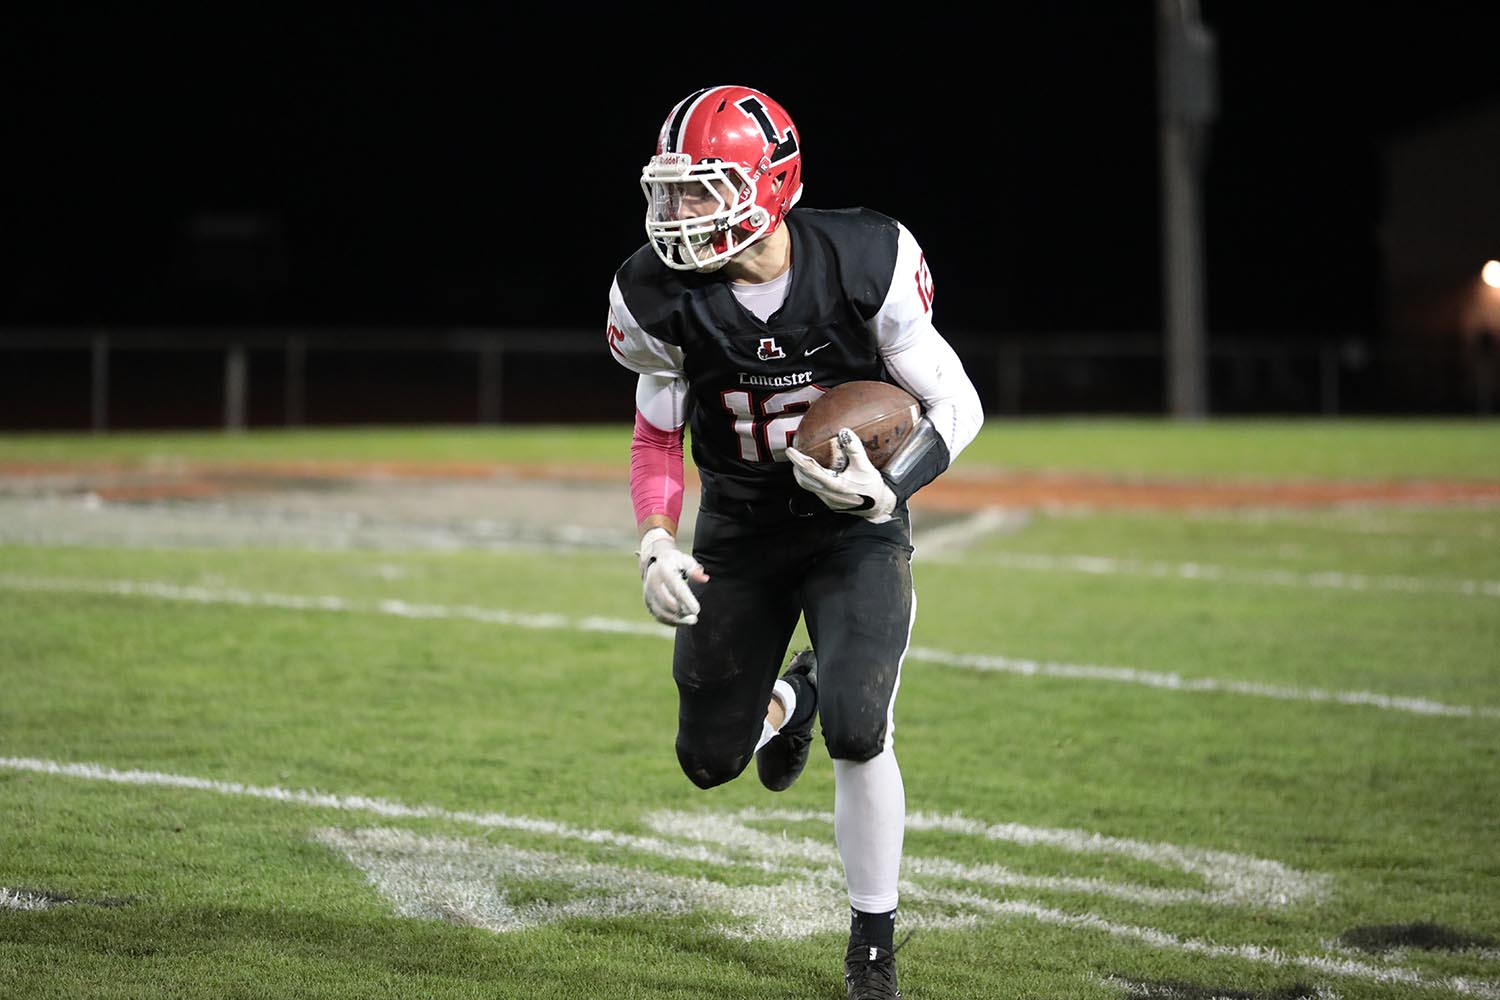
{"left": 720, "top": 385, "right": 825, "bottom": 463}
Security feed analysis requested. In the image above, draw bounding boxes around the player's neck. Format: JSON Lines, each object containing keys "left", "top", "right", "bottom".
{"left": 723, "top": 225, "right": 791, "bottom": 285}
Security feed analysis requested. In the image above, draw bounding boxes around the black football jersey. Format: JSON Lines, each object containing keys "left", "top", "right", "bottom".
{"left": 608, "top": 207, "right": 931, "bottom": 507}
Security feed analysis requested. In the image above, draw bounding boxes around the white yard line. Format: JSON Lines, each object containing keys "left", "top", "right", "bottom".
{"left": 962, "top": 549, "right": 1500, "bottom": 599}
{"left": 0, "top": 888, "right": 60, "bottom": 911}
{"left": 2, "top": 572, "right": 1495, "bottom": 721}
{"left": 916, "top": 509, "right": 1500, "bottom": 598}
{"left": 908, "top": 647, "right": 1500, "bottom": 720}
{"left": 1100, "top": 975, "right": 1342, "bottom": 1000}
{"left": 0, "top": 573, "right": 674, "bottom": 638}
{"left": 663, "top": 807, "right": 1327, "bottom": 908}
{"left": 3, "top": 756, "right": 1321, "bottom": 910}
{"left": 914, "top": 506, "right": 1031, "bottom": 554}
{"left": 2, "top": 756, "right": 1495, "bottom": 998}
{"left": 946, "top": 894, "right": 1500, "bottom": 999}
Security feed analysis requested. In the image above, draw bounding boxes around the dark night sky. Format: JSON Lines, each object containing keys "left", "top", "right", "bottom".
{"left": 6, "top": 6, "right": 1499, "bottom": 339}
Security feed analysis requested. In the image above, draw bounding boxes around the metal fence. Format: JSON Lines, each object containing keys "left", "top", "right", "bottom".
{"left": 0, "top": 327, "right": 1490, "bottom": 431}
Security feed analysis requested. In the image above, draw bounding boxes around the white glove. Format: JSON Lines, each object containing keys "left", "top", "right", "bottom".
{"left": 785, "top": 428, "right": 897, "bottom": 524}
{"left": 637, "top": 526, "right": 709, "bottom": 626}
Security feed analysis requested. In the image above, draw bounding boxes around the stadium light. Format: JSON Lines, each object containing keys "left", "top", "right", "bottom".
{"left": 1483, "top": 260, "right": 1500, "bottom": 289}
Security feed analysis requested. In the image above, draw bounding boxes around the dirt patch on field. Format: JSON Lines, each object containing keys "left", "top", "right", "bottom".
{"left": 4, "top": 460, "right": 1498, "bottom": 512}
{"left": 1338, "top": 921, "right": 1498, "bottom": 954}
{"left": 3, "top": 458, "right": 1497, "bottom": 555}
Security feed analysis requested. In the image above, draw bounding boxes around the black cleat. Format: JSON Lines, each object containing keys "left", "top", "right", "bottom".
{"left": 844, "top": 941, "right": 902, "bottom": 1000}
{"left": 756, "top": 648, "right": 818, "bottom": 792}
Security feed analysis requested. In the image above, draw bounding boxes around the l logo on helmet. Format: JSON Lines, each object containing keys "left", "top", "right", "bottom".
{"left": 757, "top": 338, "right": 785, "bottom": 361}
{"left": 736, "top": 97, "right": 799, "bottom": 164}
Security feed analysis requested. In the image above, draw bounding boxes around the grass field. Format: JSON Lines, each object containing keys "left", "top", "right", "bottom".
{"left": 5, "top": 418, "right": 1500, "bottom": 479}
{"left": 2, "top": 419, "right": 1498, "bottom": 999}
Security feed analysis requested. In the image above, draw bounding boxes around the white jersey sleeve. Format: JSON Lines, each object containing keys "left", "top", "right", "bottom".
{"left": 870, "top": 223, "right": 985, "bottom": 461}
{"left": 635, "top": 372, "right": 687, "bottom": 432}
{"left": 607, "top": 277, "right": 686, "bottom": 377}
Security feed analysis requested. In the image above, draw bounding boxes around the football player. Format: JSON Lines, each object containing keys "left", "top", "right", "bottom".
{"left": 605, "top": 84, "right": 984, "bottom": 1000}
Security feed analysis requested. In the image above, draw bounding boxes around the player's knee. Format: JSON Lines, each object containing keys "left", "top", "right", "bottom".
{"left": 822, "top": 722, "right": 887, "bottom": 763}
{"left": 676, "top": 740, "right": 749, "bottom": 789}
{"left": 820, "top": 681, "right": 896, "bottom": 762}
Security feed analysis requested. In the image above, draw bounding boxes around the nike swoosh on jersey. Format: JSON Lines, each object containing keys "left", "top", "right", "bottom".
{"left": 804, "top": 343, "right": 831, "bottom": 356}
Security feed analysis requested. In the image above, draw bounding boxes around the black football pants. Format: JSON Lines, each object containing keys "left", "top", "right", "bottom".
{"left": 671, "top": 501, "right": 915, "bottom": 790}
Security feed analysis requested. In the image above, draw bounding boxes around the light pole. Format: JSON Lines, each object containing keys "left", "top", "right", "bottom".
{"left": 1157, "top": 0, "right": 1218, "bottom": 419}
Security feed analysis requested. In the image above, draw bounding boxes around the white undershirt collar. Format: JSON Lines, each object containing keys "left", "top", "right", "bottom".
{"left": 728, "top": 267, "right": 792, "bottom": 323}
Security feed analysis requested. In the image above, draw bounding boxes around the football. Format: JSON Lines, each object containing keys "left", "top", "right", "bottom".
{"left": 792, "top": 380, "right": 922, "bottom": 471}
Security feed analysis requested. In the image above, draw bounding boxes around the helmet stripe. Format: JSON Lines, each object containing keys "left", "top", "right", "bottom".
{"left": 663, "top": 86, "right": 717, "bottom": 154}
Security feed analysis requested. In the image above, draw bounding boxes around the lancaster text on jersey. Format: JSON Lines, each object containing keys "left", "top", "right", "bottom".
{"left": 738, "top": 371, "right": 814, "bottom": 388}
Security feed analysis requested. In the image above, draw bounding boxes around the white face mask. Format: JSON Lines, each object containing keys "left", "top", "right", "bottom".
{"left": 640, "top": 154, "right": 768, "bottom": 272}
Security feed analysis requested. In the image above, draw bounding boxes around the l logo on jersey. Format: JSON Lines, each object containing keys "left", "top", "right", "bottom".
{"left": 757, "top": 338, "right": 785, "bottom": 361}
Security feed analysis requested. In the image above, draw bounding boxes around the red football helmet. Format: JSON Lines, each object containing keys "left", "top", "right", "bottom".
{"left": 641, "top": 85, "right": 804, "bottom": 272}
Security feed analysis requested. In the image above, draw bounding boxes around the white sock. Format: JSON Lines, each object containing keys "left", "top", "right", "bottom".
{"left": 771, "top": 678, "right": 797, "bottom": 727}
{"left": 833, "top": 747, "right": 905, "bottom": 913}
{"left": 754, "top": 679, "right": 801, "bottom": 754}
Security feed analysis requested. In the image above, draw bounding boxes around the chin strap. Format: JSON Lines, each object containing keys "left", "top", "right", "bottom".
{"left": 880, "top": 416, "right": 950, "bottom": 504}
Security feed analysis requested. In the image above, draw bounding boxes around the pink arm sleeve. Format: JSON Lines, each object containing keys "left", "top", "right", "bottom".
{"left": 630, "top": 409, "right": 685, "bottom": 526}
